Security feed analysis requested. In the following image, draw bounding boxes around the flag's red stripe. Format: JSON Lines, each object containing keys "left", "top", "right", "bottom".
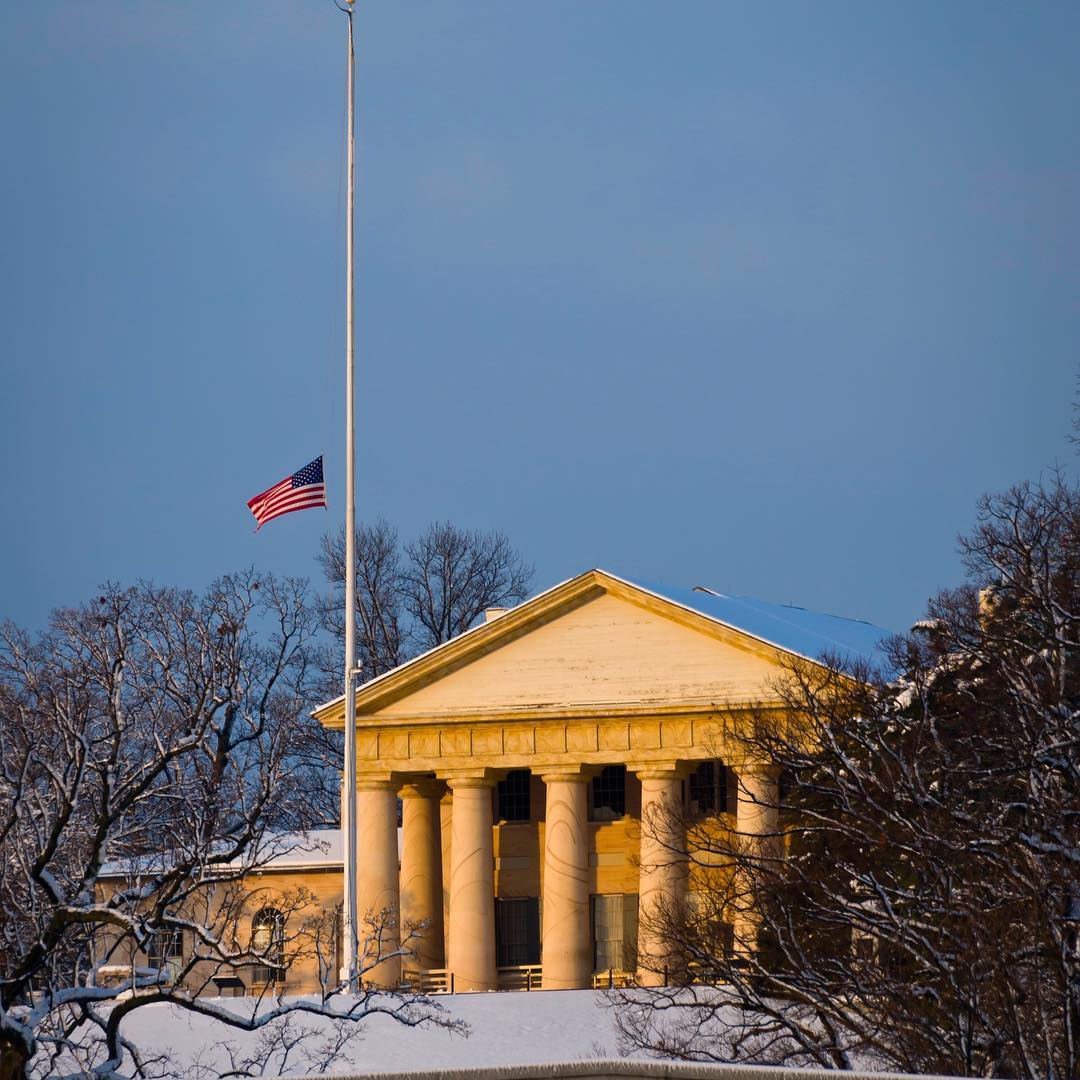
{"left": 261, "top": 493, "right": 326, "bottom": 515}
{"left": 255, "top": 493, "right": 327, "bottom": 525}
{"left": 255, "top": 484, "right": 325, "bottom": 518}
{"left": 249, "top": 478, "right": 291, "bottom": 503}
{"left": 250, "top": 484, "right": 311, "bottom": 518}
{"left": 247, "top": 478, "right": 291, "bottom": 512}
{"left": 258, "top": 481, "right": 323, "bottom": 510}
{"left": 266, "top": 490, "right": 326, "bottom": 513}
{"left": 255, "top": 500, "right": 324, "bottom": 526}
{"left": 252, "top": 487, "right": 327, "bottom": 523}
{"left": 255, "top": 504, "right": 324, "bottom": 527}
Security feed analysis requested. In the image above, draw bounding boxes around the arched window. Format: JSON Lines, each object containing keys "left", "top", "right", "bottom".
{"left": 251, "top": 907, "right": 285, "bottom": 985}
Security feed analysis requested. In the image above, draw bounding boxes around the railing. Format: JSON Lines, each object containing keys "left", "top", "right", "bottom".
{"left": 592, "top": 965, "right": 725, "bottom": 988}
{"left": 402, "top": 964, "right": 647, "bottom": 994}
{"left": 591, "top": 968, "right": 634, "bottom": 989}
{"left": 94, "top": 964, "right": 137, "bottom": 988}
{"left": 686, "top": 960, "right": 717, "bottom": 985}
{"left": 401, "top": 965, "right": 544, "bottom": 993}
{"left": 402, "top": 968, "right": 453, "bottom": 994}
{"left": 497, "top": 964, "right": 542, "bottom": 991}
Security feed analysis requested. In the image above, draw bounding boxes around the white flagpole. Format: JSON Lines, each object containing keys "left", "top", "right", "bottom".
{"left": 341, "top": 0, "right": 360, "bottom": 996}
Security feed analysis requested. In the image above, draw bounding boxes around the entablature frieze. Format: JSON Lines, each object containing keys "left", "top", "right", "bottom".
{"left": 350, "top": 707, "right": 786, "bottom": 782}
{"left": 331, "top": 697, "right": 779, "bottom": 731}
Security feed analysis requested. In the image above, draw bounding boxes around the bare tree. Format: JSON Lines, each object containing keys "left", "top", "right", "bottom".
{"left": 615, "top": 473, "right": 1080, "bottom": 1080}
{"left": 0, "top": 575, "right": 457, "bottom": 1080}
{"left": 317, "top": 521, "right": 407, "bottom": 681}
{"left": 401, "top": 521, "right": 533, "bottom": 650}
{"left": 319, "top": 519, "right": 533, "bottom": 677}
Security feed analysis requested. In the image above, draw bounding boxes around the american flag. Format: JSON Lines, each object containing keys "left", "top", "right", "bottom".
{"left": 247, "top": 456, "right": 327, "bottom": 530}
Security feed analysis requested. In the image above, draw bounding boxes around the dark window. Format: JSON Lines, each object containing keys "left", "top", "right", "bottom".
{"left": 718, "top": 920, "right": 735, "bottom": 958}
{"left": 854, "top": 934, "right": 876, "bottom": 964}
{"left": 779, "top": 767, "right": 796, "bottom": 804}
{"left": 251, "top": 907, "right": 285, "bottom": 984}
{"left": 591, "top": 894, "right": 638, "bottom": 972}
{"left": 147, "top": 929, "right": 184, "bottom": 983}
{"left": 688, "top": 761, "right": 730, "bottom": 816}
{"left": 497, "top": 770, "right": 531, "bottom": 822}
{"left": 495, "top": 898, "right": 540, "bottom": 967}
{"left": 591, "top": 765, "right": 626, "bottom": 821}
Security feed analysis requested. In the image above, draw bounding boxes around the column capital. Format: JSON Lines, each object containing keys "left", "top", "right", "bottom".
{"left": 356, "top": 773, "right": 400, "bottom": 792}
{"left": 736, "top": 761, "right": 783, "bottom": 780}
{"left": 538, "top": 765, "right": 595, "bottom": 784}
{"left": 399, "top": 778, "right": 447, "bottom": 800}
{"left": 440, "top": 769, "right": 500, "bottom": 790}
{"left": 627, "top": 761, "right": 691, "bottom": 781}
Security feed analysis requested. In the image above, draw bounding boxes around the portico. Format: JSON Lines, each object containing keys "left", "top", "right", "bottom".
{"left": 314, "top": 569, "right": 889, "bottom": 990}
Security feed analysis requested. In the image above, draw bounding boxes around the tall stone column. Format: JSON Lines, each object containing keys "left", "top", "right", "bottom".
{"left": 399, "top": 779, "right": 446, "bottom": 972}
{"left": 733, "top": 762, "right": 781, "bottom": 955}
{"left": 633, "top": 764, "right": 688, "bottom": 987}
{"left": 446, "top": 775, "right": 498, "bottom": 991}
{"left": 540, "top": 768, "right": 591, "bottom": 990}
{"left": 356, "top": 776, "right": 401, "bottom": 988}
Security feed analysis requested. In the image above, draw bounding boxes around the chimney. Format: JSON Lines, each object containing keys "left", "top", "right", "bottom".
{"left": 484, "top": 607, "right": 510, "bottom": 624}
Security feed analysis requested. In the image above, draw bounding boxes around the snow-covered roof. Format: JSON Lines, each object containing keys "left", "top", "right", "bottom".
{"left": 254, "top": 829, "right": 344, "bottom": 870}
{"left": 612, "top": 573, "right": 895, "bottom": 670}
{"left": 98, "top": 828, "right": 415, "bottom": 878}
{"left": 98, "top": 829, "right": 355, "bottom": 879}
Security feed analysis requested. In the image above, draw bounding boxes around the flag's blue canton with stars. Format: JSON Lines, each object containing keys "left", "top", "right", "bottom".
{"left": 247, "top": 456, "right": 327, "bottom": 530}
{"left": 292, "top": 458, "right": 323, "bottom": 489}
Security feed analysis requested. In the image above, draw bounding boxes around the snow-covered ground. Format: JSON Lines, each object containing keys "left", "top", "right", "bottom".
{"left": 109, "top": 990, "right": 641, "bottom": 1076}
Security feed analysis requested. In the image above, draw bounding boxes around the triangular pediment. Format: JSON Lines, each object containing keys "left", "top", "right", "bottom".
{"left": 314, "top": 571, "right": 796, "bottom": 728}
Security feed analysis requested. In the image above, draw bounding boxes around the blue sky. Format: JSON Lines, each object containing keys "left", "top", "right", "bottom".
{"left": 1, "top": 1, "right": 1076, "bottom": 634}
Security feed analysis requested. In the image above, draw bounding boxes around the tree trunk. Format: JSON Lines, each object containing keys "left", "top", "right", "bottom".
{"left": 0, "top": 1038, "right": 29, "bottom": 1080}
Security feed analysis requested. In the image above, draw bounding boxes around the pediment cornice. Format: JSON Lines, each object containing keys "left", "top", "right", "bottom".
{"left": 314, "top": 569, "right": 794, "bottom": 729}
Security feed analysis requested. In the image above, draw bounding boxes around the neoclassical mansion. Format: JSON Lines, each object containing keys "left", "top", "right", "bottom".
{"left": 102, "top": 569, "right": 890, "bottom": 994}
